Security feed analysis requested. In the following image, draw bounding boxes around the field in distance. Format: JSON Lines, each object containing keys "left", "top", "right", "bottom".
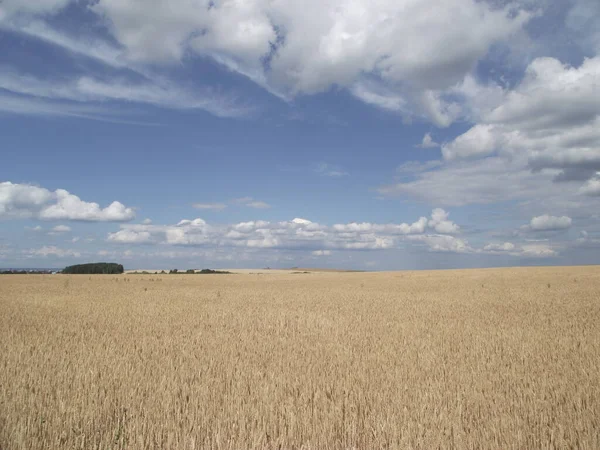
{"left": 1, "top": 266, "right": 599, "bottom": 449}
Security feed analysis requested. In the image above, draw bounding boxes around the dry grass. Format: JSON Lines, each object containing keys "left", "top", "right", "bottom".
{"left": 1, "top": 266, "right": 599, "bottom": 449}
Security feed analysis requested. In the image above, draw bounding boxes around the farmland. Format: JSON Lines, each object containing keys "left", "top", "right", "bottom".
{"left": 1, "top": 266, "right": 599, "bottom": 449}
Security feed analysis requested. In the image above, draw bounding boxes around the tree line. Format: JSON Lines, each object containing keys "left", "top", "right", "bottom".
{"left": 62, "top": 263, "right": 124, "bottom": 274}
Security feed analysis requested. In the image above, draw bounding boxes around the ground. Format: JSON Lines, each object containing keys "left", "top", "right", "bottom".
{"left": 1, "top": 266, "right": 599, "bottom": 449}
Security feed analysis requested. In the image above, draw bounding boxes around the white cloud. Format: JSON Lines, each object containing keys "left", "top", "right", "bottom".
{"left": 24, "top": 246, "right": 81, "bottom": 258}
{"left": 0, "top": 91, "right": 158, "bottom": 125}
{"left": 528, "top": 215, "right": 572, "bottom": 231}
{"left": 315, "top": 163, "right": 349, "bottom": 178}
{"left": 231, "top": 197, "right": 271, "bottom": 209}
{"left": 106, "top": 209, "right": 467, "bottom": 254}
{"left": 192, "top": 198, "right": 271, "bottom": 210}
{"left": 39, "top": 190, "right": 135, "bottom": 222}
{"left": 350, "top": 81, "right": 407, "bottom": 113}
{"left": 443, "top": 57, "right": 600, "bottom": 171}
{"left": 3, "top": 0, "right": 531, "bottom": 123}
{"left": 519, "top": 244, "right": 557, "bottom": 258}
{"left": 108, "top": 229, "right": 154, "bottom": 244}
{"left": 417, "top": 133, "right": 439, "bottom": 149}
{"left": 379, "top": 56, "right": 600, "bottom": 212}
{"left": 579, "top": 176, "right": 600, "bottom": 197}
{"left": 246, "top": 201, "right": 271, "bottom": 209}
{"left": 0, "top": 182, "right": 135, "bottom": 222}
{"left": 0, "top": 20, "right": 128, "bottom": 70}
{"left": 483, "top": 242, "right": 515, "bottom": 252}
{"left": 291, "top": 218, "right": 313, "bottom": 226}
{"left": 575, "top": 230, "right": 600, "bottom": 247}
{"left": 0, "top": 72, "right": 251, "bottom": 119}
{"left": 0, "top": 182, "right": 53, "bottom": 218}
{"left": 142, "top": 218, "right": 153, "bottom": 225}
{"left": 193, "top": 203, "right": 228, "bottom": 211}
{"left": 51, "top": 225, "right": 71, "bottom": 233}
{"left": 378, "top": 153, "right": 596, "bottom": 214}
{"left": 441, "top": 124, "right": 500, "bottom": 160}
{"left": 406, "top": 234, "right": 472, "bottom": 253}
{"left": 427, "top": 208, "right": 460, "bottom": 234}
{"left": 481, "top": 241, "right": 556, "bottom": 258}
{"left": 312, "top": 250, "right": 332, "bottom": 256}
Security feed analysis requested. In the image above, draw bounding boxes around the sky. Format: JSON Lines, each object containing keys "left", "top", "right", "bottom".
{"left": 1, "top": 0, "right": 599, "bottom": 271}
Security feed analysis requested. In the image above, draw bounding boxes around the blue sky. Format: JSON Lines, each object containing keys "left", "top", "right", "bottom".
{"left": 1, "top": 0, "right": 599, "bottom": 270}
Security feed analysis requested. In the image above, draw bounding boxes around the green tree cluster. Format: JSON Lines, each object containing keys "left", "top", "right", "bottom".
{"left": 62, "top": 263, "right": 124, "bottom": 274}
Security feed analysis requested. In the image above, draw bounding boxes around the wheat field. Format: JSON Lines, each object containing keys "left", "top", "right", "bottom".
{"left": 1, "top": 266, "right": 599, "bottom": 449}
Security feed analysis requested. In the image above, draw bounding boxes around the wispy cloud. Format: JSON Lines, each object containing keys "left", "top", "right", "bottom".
{"left": 315, "top": 163, "right": 349, "bottom": 178}
{"left": 246, "top": 201, "right": 271, "bottom": 209}
{"left": 0, "top": 71, "right": 253, "bottom": 119}
{"left": 232, "top": 197, "right": 271, "bottom": 209}
{"left": 0, "top": 21, "right": 128, "bottom": 70}
{"left": 192, "top": 203, "right": 228, "bottom": 211}
{"left": 192, "top": 197, "right": 271, "bottom": 210}
{"left": 0, "top": 92, "right": 161, "bottom": 126}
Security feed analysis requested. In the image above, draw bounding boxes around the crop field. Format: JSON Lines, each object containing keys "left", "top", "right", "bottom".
{"left": 1, "top": 266, "right": 599, "bottom": 449}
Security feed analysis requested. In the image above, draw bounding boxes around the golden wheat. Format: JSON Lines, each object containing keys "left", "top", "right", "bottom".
{"left": 1, "top": 266, "right": 599, "bottom": 449}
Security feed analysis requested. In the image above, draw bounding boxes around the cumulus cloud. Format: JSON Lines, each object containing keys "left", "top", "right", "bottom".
{"left": 379, "top": 56, "right": 600, "bottom": 211}
{"left": 107, "top": 229, "right": 154, "bottom": 244}
{"left": 519, "top": 244, "right": 557, "bottom": 258}
{"left": 406, "top": 234, "right": 472, "bottom": 253}
{"left": 483, "top": 242, "right": 515, "bottom": 252}
{"left": 579, "top": 176, "right": 600, "bottom": 197}
{"left": 417, "top": 133, "right": 439, "bottom": 149}
{"left": 0, "top": 0, "right": 533, "bottom": 124}
{"left": 50, "top": 225, "right": 71, "bottom": 233}
{"left": 528, "top": 215, "right": 572, "bottom": 231}
{"left": 443, "top": 57, "right": 600, "bottom": 176}
{"left": 106, "top": 209, "right": 467, "bottom": 254}
{"left": 481, "top": 241, "right": 556, "bottom": 258}
{"left": 0, "top": 182, "right": 135, "bottom": 222}
{"left": 378, "top": 155, "right": 579, "bottom": 208}
{"left": 427, "top": 208, "right": 460, "bottom": 234}
{"left": 24, "top": 246, "right": 81, "bottom": 258}
{"left": 85, "top": 0, "right": 530, "bottom": 94}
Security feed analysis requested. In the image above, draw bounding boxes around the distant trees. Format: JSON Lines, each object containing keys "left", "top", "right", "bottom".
{"left": 1, "top": 270, "right": 53, "bottom": 275}
{"left": 62, "top": 263, "right": 124, "bottom": 274}
{"left": 167, "top": 268, "right": 231, "bottom": 274}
